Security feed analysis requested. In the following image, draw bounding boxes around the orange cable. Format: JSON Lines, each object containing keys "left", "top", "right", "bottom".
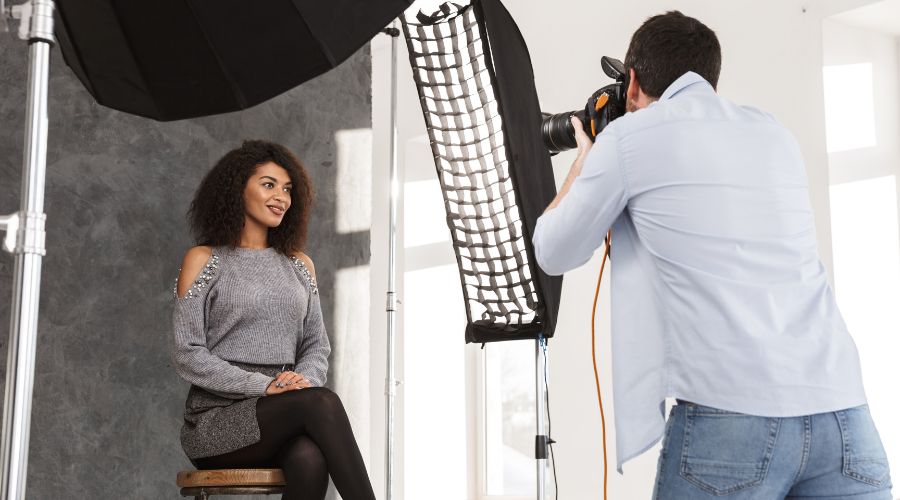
{"left": 592, "top": 230, "right": 611, "bottom": 500}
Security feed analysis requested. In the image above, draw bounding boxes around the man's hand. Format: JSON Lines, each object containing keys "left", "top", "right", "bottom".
{"left": 265, "top": 370, "right": 312, "bottom": 395}
{"left": 572, "top": 115, "right": 593, "bottom": 160}
{"left": 544, "top": 116, "right": 593, "bottom": 213}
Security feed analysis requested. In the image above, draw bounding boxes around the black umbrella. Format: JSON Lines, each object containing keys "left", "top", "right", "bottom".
{"left": 53, "top": 0, "right": 413, "bottom": 121}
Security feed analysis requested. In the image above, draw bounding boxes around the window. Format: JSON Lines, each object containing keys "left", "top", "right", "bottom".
{"left": 829, "top": 175, "right": 900, "bottom": 481}
{"left": 402, "top": 172, "right": 469, "bottom": 499}
{"left": 483, "top": 341, "right": 536, "bottom": 497}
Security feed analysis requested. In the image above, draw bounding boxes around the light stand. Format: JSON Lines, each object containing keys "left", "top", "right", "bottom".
{"left": 0, "top": 1, "right": 54, "bottom": 499}
{"left": 535, "top": 335, "right": 550, "bottom": 500}
{"left": 382, "top": 20, "right": 402, "bottom": 500}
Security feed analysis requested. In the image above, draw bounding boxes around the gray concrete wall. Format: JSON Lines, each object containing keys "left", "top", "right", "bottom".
{"left": 0, "top": 30, "right": 372, "bottom": 498}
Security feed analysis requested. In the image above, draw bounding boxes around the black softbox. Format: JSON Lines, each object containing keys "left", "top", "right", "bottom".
{"left": 402, "top": 0, "right": 562, "bottom": 343}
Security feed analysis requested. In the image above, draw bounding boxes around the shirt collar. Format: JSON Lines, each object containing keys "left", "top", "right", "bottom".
{"left": 659, "top": 71, "right": 712, "bottom": 101}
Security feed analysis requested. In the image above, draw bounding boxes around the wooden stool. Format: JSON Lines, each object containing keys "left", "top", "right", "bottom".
{"left": 177, "top": 469, "right": 286, "bottom": 499}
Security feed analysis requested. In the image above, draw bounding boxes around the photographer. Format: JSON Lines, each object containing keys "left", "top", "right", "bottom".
{"left": 533, "top": 11, "right": 892, "bottom": 499}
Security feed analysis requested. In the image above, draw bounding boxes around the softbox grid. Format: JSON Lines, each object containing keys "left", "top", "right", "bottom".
{"left": 402, "top": 3, "right": 542, "bottom": 340}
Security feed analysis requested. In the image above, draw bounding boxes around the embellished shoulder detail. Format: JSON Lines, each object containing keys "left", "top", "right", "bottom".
{"left": 173, "top": 253, "right": 220, "bottom": 299}
{"left": 289, "top": 255, "right": 319, "bottom": 295}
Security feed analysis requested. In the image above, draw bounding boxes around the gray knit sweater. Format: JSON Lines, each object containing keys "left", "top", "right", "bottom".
{"left": 171, "top": 246, "right": 330, "bottom": 398}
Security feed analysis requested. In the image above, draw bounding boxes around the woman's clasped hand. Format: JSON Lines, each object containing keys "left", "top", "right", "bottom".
{"left": 266, "top": 371, "right": 312, "bottom": 394}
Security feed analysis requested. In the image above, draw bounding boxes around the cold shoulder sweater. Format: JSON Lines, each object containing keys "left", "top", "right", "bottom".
{"left": 171, "top": 246, "right": 330, "bottom": 398}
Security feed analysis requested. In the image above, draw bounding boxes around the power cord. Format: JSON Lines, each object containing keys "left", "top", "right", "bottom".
{"left": 591, "top": 231, "right": 612, "bottom": 500}
{"left": 537, "top": 229, "right": 612, "bottom": 500}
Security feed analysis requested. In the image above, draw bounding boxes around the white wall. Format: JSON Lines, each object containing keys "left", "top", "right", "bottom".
{"left": 822, "top": 12, "right": 900, "bottom": 490}
{"left": 824, "top": 18, "right": 900, "bottom": 184}
{"left": 369, "top": 1, "right": 881, "bottom": 498}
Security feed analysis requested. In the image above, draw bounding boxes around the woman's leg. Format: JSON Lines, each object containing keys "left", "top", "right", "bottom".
{"left": 255, "top": 388, "right": 375, "bottom": 500}
{"left": 194, "top": 432, "right": 328, "bottom": 500}
{"left": 276, "top": 435, "right": 328, "bottom": 500}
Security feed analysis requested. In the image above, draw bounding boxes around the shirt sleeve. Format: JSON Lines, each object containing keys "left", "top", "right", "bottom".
{"left": 289, "top": 257, "right": 331, "bottom": 387}
{"left": 294, "top": 288, "right": 331, "bottom": 387}
{"left": 532, "top": 129, "right": 629, "bottom": 275}
{"left": 171, "top": 253, "right": 274, "bottom": 398}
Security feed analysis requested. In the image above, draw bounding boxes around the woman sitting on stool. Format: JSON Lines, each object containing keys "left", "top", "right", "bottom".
{"left": 171, "top": 140, "right": 375, "bottom": 500}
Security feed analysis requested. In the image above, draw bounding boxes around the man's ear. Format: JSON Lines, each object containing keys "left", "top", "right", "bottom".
{"left": 627, "top": 68, "right": 640, "bottom": 102}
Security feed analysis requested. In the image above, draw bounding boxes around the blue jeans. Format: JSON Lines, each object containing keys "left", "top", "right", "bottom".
{"left": 653, "top": 402, "right": 893, "bottom": 499}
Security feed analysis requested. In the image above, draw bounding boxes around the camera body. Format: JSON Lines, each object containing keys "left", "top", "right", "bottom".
{"left": 541, "top": 56, "right": 628, "bottom": 154}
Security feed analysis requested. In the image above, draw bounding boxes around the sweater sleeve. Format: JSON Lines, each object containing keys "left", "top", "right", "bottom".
{"left": 290, "top": 257, "right": 331, "bottom": 387}
{"left": 171, "top": 253, "right": 274, "bottom": 398}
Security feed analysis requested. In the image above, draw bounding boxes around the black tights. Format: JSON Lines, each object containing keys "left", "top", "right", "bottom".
{"left": 194, "top": 388, "right": 375, "bottom": 500}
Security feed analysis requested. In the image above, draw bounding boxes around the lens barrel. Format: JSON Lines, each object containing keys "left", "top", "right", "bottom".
{"left": 541, "top": 110, "right": 585, "bottom": 154}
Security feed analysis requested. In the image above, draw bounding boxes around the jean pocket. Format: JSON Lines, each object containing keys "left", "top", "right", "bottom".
{"left": 679, "top": 405, "right": 780, "bottom": 496}
{"left": 837, "top": 405, "right": 891, "bottom": 487}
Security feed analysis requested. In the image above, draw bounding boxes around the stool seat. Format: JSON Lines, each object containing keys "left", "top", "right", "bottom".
{"left": 177, "top": 469, "right": 286, "bottom": 498}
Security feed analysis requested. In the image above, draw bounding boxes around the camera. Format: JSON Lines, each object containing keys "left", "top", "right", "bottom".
{"left": 541, "top": 56, "right": 628, "bottom": 154}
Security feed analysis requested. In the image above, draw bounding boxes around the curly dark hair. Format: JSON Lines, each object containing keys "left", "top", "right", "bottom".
{"left": 188, "top": 140, "right": 315, "bottom": 255}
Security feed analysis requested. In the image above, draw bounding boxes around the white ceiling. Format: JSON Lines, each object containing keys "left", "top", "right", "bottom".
{"left": 831, "top": 0, "right": 900, "bottom": 37}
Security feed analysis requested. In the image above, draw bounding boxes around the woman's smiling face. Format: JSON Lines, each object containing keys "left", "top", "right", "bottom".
{"left": 243, "top": 161, "right": 293, "bottom": 229}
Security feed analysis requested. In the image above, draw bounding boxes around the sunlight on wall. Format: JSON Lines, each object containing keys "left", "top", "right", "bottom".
{"left": 823, "top": 63, "right": 877, "bottom": 153}
{"left": 333, "top": 264, "right": 372, "bottom": 466}
{"left": 335, "top": 128, "right": 373, "bottom": 233}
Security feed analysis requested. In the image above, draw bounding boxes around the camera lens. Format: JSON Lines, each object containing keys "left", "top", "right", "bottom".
{"left": 541, "top": 110, "right": 583, "bottom": 154}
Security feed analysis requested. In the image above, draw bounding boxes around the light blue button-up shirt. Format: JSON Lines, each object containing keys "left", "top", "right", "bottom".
{"left": 533, "top": 72, "right": 867, "bottom": 471}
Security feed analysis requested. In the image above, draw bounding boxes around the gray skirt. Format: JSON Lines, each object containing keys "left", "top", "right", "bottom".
{"left": 180, "top": 362, "right": 281, "bottom": 463}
